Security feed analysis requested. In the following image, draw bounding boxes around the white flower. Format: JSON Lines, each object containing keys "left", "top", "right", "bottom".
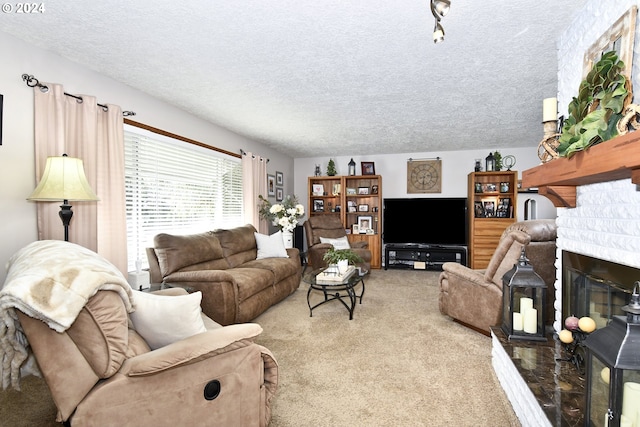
{"left": 259, "top": 194, "right": 305, "bottom": 233}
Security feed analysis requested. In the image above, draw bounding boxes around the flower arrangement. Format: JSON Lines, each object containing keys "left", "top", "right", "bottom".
{"left": 258, "top": 194, "right": 305, "bottom": 233}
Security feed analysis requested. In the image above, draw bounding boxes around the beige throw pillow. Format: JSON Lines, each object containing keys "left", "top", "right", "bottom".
{"left": 130, "top": 290, "right": 208, "bottom": 350}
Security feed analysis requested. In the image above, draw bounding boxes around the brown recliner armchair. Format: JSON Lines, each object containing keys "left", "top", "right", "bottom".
{"left": 17, "top": 287, "right": 278, "bottom": 426}
{"left": 439, "top": 219, "right": 557, "bottom": 335}
{"left": 303, "top": 216, "right": 372, "bottom": 271}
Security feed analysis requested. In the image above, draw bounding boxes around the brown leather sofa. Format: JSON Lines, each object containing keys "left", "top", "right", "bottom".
{"left": 18, "top": 287, "right": 278, "bottom": 426}
{"left": 438, "top": 219, "right": 557, "bottom": 334}
{"left": 147, "top": 224, "right": 302, "bottom": 325}
{"left": 303, "top": 216, "right": 372, "bottom": 271}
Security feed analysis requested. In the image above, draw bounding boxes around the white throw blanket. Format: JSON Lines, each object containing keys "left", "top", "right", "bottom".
{"left": 0, "top": 240, "right": 134, "bottom": 390}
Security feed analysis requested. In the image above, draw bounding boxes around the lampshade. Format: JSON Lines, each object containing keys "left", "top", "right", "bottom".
{"left": 28, "top": 155, "right": 99, "bottom": 202}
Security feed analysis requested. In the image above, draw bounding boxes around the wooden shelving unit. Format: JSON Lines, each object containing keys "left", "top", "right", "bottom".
{"left": 467, "top": 171, "right": 518, "bottom": 269}
{"left": 308, "top": 175, "right": 382, "bottom": 268}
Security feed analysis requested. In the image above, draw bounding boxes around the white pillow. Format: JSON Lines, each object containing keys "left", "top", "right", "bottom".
{"left": 254, "top": 231, "right": 289, "bottom": 259}
{"left": 130, "top": 290, "right": 208, "bottom": 350}
{"left": 320, "top": 236, "right": 351, "bottom": 250}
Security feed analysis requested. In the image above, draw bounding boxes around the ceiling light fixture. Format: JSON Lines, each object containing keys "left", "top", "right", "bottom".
{"left": 430, "top": 0, "right": 451, "bottom": 44}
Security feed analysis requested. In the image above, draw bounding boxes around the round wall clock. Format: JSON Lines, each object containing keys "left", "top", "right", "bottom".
{"left": 407, "top": 159, "right": 442, "bottom": 193}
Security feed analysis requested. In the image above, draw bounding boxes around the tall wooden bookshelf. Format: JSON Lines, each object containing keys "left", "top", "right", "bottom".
{"left": 467, "top": 171, "right": 517, "bottom": 269}
{"left": 308, "top": 175, "right": 382, "bottom": 268}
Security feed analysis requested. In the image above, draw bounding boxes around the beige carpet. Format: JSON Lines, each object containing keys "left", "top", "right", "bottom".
{"left": 0, "top": 269, "right": 519, "bottom": 426}
{"left": 254, "top": 269, "right": 520, "bottom": 427}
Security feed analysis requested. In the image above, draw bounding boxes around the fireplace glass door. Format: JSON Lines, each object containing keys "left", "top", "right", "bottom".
{"left": 562, "top": 252, "right": 637, "bottom": 326}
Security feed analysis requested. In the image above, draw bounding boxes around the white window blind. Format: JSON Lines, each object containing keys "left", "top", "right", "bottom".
{"left": 124, "top": 124, "right": 243, "bottom": 272}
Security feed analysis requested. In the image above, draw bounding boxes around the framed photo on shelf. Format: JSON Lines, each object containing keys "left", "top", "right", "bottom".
{"left": 361, "top": 162, "right": 375, "bottom": 175}
{"left": 352, "top": 224, "right": 360, "bottom": 234}
{"left": 267, "top": 174, "right": 276, "bottom": 196}
{"left": 346, "top": 187, "right": 357, "bottom": 195}
{"left": 276, "top": 188, "right": 283, "bottom": 202}
{"left": 496, "top": 197, "right": 512, "bottom": 218}
{"left": 312, "top": 184, "right": 324, "bottom": 196}
{"left": 332, "top": 183, "right": 341, "bottom": 196}
{"left": 358, "top": 186, "right": 369, "bottom": 195}
{"left": 348, "top": 205, "right": 357, "bottom": 213}
{"left": 483, "top": 200, "right": 495, "bottom": 217}
{"left": 474, "top": 201, "right": 485, "bottom": 218}
{"left": 358, "top": 204, "right": 369, "bottom": 212}
{"left": 313, "top": 199, "right": 324, "bottom": 212}
{"left": 276, "top": 171, "right": 284, "bottom": 186}
{"left": 357, "top": 216, "right": 372, "bottom": 233}
{"left": 371, "top": 184, "right": 378, "bottom": 194}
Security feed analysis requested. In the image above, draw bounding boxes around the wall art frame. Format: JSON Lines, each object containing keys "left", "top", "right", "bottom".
{"left": 583, "top": 6, "right": 637, "bottom": 80}
{"left": 267, "top": 174, "right": 276, "bottom": 196}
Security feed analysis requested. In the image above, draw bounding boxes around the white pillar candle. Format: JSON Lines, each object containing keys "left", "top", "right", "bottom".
{"left": 622, "top": 382, "right": 640, "bottom": 424}
{"left": 542, "top": 97, "right": 557, "bottom": 122}
{"left": 520, "top": 297, "right": 533, "bottom": 313}
{"left": 513, "top": 312, "right": 523, "bottom": 331}
{"left": 523, "top": 308, "right": 537, "bottom": 334}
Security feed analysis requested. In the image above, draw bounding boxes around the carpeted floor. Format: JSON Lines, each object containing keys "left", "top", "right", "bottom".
{"left": 254, "top": 269, "right": 520, "bottom": 427}
{"left": 0, "top": 269, "right": 520, "bottom": 426}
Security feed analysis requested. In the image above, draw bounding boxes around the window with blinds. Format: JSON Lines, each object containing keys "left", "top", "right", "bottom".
{"left": 124, "top": 124, "right": 244, "bottom": 272}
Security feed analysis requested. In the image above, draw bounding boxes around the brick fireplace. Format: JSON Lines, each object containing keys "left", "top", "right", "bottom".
{"left": 491, "top": 119, "right": 640, "bottom": 426}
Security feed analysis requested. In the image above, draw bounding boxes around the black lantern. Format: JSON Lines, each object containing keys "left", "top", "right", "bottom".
{"left": 583, "top": 283, "right": 640, "bottom": 427}
{"left": 501, "top": 248, "right": 547, "bottom": 341}
{"left": 485, "top": 152, "right": 495, "bottom": 172}
{"left": 348, "top": 158, "right": 356, "bottom": 176}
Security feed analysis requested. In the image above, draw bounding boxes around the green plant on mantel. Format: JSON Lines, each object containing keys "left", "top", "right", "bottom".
{"left": 557, "top": 50, "right": 630, "bottom": 158}
{"left": 323, "top": 247, "right": 363, "bottom": 265}
{"left": 326, "top": 159, "right": 337, "bottom": 176}
{"left": 493, "top": 151, "right": 502, "bottom": 171}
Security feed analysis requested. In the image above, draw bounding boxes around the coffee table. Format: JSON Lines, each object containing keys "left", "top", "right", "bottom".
{"left": 303, "top": 267, "right": 367, "bottom": 320}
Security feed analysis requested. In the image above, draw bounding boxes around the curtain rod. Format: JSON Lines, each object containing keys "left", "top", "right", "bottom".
{"left": 240, "top": 149, "right": 269, "bottom": 163}
{"left": 21, "top": 74, "right": 136, "bottom": 117}
{"left": 408, "top": 156, "right": 441, "bottom": 161}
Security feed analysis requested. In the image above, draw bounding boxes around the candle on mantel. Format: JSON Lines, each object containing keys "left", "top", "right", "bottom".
{"left": 513, "top": 312, "right": 523, "bottom": 331}
{"left": 542, "top": 97, "right": 557, "bottom": 122}
{"left": 523, "top": 308, "right": 537, "bottom": 334}
{"left": 622, "top": 382, "right": 640, "bottom": 427}
{"left": 520, "top": 297, "right": 533, "bottom": 313}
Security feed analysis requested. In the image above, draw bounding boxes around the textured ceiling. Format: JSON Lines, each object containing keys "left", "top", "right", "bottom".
{"left": 1, "top": 1, "right": 585, "bottom": 158}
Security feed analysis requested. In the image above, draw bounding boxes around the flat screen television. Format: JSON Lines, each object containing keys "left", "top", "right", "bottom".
{"left": 383, "top": 198, "right": 468, "bottom": 246}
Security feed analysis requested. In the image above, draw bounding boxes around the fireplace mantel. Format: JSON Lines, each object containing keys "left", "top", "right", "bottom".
{"left": 521, "top": 131, "right": 640, "bottom": 207}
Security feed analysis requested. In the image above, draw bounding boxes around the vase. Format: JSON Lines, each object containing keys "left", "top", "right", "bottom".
{"left": 337, "top": 259, "right": 349, "bottom": 274}
{"left": 282, "top": 231, "right": 293, "bottom": 249}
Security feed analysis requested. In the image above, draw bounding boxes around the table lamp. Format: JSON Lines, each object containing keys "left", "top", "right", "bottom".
{"left": 28, "top": 154, "right": 99, "bottom": 241}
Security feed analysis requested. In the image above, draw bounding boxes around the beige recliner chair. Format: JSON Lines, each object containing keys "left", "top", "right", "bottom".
{"left": 438, "top": 219, "right": 557, "bottom": 335}
{"left": 17, "top": 287, "right": 278, "bottom": 426}
{"left": 303, "top": 215, "right": 372, "bottom": 271}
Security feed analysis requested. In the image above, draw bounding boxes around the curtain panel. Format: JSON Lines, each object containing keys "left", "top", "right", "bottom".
{"left": 242, "top": 151, "right": 268, "bottom": 233}
{"left": 33, "top": 83, "right": 127, "bottom": 273}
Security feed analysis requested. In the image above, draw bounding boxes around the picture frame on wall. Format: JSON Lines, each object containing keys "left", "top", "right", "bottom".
{"left": 267, "top": 174, "right": 276, "bottom": 196}
{"left": 361, "top": 162, "right": 375, "bottom": 175}
{"left": 276, "top": 171, "right": 284, "bottom": 186}
{"left": 276, "top": 188, "right": 283, "bottom": 202}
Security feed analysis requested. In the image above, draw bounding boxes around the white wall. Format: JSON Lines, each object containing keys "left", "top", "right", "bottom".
{"left": 0, "top": 31, "right": 295, "bottom": 283}
{"left": 294, "top": 148, "right": 556, "bottom": 221}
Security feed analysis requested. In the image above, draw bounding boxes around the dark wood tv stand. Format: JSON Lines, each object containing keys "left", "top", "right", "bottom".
{"left": 384, "top": 244, "right": 467, "bottom": 271}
